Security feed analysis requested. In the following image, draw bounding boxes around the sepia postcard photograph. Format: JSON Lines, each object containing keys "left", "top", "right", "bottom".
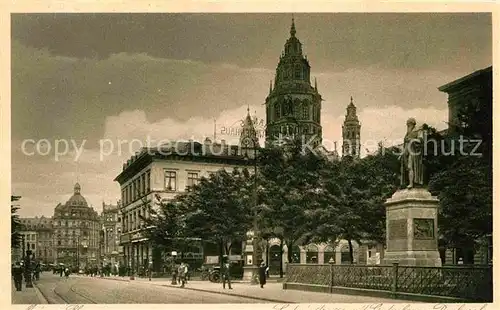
{"left": 7, "top": 5, "right": 495, "bottom": 309}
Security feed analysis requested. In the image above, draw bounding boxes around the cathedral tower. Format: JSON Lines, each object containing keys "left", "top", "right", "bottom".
{"left": 264, "top": 18, "right": 323, "bottom": 148}
{"left": 342, "top": 97, "right": 361, "bottom": 158}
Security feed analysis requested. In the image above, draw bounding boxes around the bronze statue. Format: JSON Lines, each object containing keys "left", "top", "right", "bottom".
{"left": 400, "top": 118, "right": 424, "bottom": 189}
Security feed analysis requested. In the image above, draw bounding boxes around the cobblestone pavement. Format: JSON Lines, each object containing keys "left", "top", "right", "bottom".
{"left": 94, "top": 275, "right": 406, "bottom": 303}
{"left": 33, "top": 273, "right": 264, "bottom": 303}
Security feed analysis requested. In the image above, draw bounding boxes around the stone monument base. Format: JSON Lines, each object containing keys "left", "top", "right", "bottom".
{"left": 383, "top": 250, "right": 442, "bottom": 267}
{"left": 242, "top": 266, "right": 259, "bottom": 284}
{"left": 383, "top": 187, "right": 442, "bottom": 267}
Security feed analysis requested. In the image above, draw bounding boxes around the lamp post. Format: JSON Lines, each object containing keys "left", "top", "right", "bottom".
{"left": 25, "top": 249, "right": 33, "bottom": 288}
{"left": 171, "top": 251, "right": 177, "bottom": 285}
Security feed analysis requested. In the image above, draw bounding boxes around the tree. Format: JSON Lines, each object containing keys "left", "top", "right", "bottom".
{"left": 11, "top": 196, "right": 23, "bottom": 249}
{"left": 257, "top": 138, "right": 324, "bottom": 275}
{"left": 307, "top": 146, "right": 399, "bottom": 263}
{"left": 429, "top": 156, "right": 492, "bottom": 258}
{"left": 182, "top": 168, "right": 254, "bottom": 266}
{"left": 140, "top": 193, "right": 189, "bottom": 255}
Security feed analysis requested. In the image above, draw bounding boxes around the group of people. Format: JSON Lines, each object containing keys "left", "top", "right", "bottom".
{"left": 171, "top": 262, "right": 190, "bottom": 288}
{"left": 53, "top": 265, "right": 70, "bottom": 277}
{"left": 12, "top": 261, "right": 42, "bottom": 291}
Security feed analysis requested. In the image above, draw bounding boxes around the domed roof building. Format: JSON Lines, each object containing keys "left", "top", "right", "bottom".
{"left": 52, "top": 183, "right": 101, "bottom": 268}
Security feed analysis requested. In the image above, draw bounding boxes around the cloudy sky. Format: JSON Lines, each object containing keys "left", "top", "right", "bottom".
{"left": 11, "top": 13, "right": 492, "bottom": 217}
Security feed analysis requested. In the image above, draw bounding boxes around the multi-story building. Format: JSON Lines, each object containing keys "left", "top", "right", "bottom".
{"left": 14, "top": 216, "right": 55, "bottom": 264}
{"left": 115, "top": 138, "right": 254, "bottom": 274}
{"left": 438, "top": 66, "right": 492, "bottom": 134}
{"left": 53, "top": 183, "right": 101, "bottom": 269}
{"left": 100, "top": 201, "right": 122, "bottom": 267}
{"left": 438, "top": 66, "right": 493, "bottom": 265}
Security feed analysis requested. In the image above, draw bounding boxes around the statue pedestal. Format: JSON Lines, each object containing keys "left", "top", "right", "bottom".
{"left": 383, "top": 188, "right": 442, "bottom": 267}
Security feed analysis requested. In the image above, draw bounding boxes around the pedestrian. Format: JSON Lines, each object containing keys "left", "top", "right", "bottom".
{"left": 64, "top": 267, "right": 70, "bottom": 278}
{"left": 258, "top": 261, "right": 267, "bottom": 288}
{"left": 59, "top": 266, "right": 64, "bottom": 277}
{"left": 171, "top": 262, "right": 178, "bottom": 285}
{"left": 12, "top": 262, "right": 24, "bottom": 291}
{"left": 221, "top": 256, "right": 232, "bottom": 290}
{"left": 177, "top": 262, "right": 188, "bottom": 288}
{"left": 458, "top": 257, "right": 464, "bottom": 265}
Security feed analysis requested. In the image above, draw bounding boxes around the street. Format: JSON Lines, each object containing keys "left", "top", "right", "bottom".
{"left": 13, "top": 273, "right": 407, "bottom": 304}
{"left": 26, "top": 273, "right": 260, "bottom": 304}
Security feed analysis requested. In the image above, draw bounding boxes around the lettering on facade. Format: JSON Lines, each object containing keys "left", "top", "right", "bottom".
{"left": 413, "top": 218, "right": 435, "bottom": 240}
{"left": 388, "top": 219, "right": 407, "bottom": 240}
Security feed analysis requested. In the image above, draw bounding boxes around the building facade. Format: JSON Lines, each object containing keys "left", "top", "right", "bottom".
{"left": 438, "top": 66, "right": 492, "bottom": 134}
{"left": 342, "top": 97, "right": 361, "bottom": 158}
{"left": 100, "top": 202, "right": 122, "bottom": 268}
{"left": 115, "top": 139, "right": 253, "bottom": 274}
{"left": 53, "top": 183, "right": 101, "bottom": 269}
{"left": 13, "top": 216, "right": 55, "bottom": 264}
{"left": 438, "top": 66, "right": 493, "bottom": 265}
{"left": 265, "top": 18, "right": 323, "bottom": 149}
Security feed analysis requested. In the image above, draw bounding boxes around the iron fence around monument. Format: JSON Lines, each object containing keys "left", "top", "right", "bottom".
{"left": 284, "top": 263, "right": 492, "bottom": 302}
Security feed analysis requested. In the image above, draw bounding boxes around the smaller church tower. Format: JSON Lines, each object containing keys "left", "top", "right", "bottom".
{"left": 342, "top": 97, "right": 361, "bottom": 158}
{"left": 240, "top": 107, "right": 260, "bottom": 158}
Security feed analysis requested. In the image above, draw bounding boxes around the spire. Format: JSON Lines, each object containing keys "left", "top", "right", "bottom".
{"left": 314, "top": 77, "right": 318, "bottom": 90}
{"left": 269, "top": 80, "right": 273, "bottom": 94}
{"left": 290, "top": 16, "right": 296, "bottom": 37}
{"left": 247, "top": 104, "right": 250, "bottom": 115}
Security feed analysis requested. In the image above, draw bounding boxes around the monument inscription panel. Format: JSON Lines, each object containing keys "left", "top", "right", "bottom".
{"left": 389, "top": 219, "right": 407, "bottom": 240}
{"left": 413, "top": 218, "right": 435, "bottom": 240}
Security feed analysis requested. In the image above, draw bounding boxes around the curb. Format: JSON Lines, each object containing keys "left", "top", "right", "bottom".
{"left": 32, "top": 282, "right": 49, "bottom": 304}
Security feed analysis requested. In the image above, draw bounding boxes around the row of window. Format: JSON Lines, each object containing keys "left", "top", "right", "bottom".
{"left": 121, "top": 170, "right": 202, "bottom": 233}
{"left": 53, "top": 220, "right": 97, "bottom": 228}
{"left": 122, "top": 206, "right": 148, "bottom": 233}
{"left": 122, "top": 170, "right": 151, "bottom": 206}
{"left": 55, "top": 230, "right": 89, "bottom": 237}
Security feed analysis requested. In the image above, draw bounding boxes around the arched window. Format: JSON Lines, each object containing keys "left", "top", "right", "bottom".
{"left": 340, "top": 244, "right": 351, "bottom": 264}
{"left": 324, "top": 245, "right": 335, "bottom": 264}
{"left": 290, "top": 245, "right": 301, "bottom": 263}
{"left": 294, "top": 65, "right": 301, "bottom": 79}
{"left": 306, "top": 244, "right": 319, "bottom": 263}
{"left": 269, "top": 245, "right": 281, "bottom": 274}
{"left": 303, "top": 105, "right": 309, "bottom": 120}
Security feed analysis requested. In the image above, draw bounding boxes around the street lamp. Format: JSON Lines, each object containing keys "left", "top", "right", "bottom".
{"left": 25, "top": 249, "right": 33, "bottom": 288}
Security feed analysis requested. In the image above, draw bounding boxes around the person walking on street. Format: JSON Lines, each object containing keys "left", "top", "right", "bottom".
{"left": 258, "top": 261, "right": 267, "bottom": 288}
{"left": 12, "top": 262, "right": 24, "bottom": 291}
{"left": 177, "top": 262, "right": 188, "bottom": 288}
{"left": 221, "top": 256, "right": 232, "bottom": 289}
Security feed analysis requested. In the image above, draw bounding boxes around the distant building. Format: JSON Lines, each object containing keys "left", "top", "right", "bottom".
{"left": 52, "top": 183, "right": 101, "bottom": 269}
{"left": 14, "top": 216, "right": 55, "bottom": 264}
{"left": 100, "top": 201, "right": 122, "bottom": 267}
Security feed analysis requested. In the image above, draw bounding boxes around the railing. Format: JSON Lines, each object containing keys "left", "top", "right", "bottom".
{"left": 284, "top": 263, "right": 493, "bottom": 302}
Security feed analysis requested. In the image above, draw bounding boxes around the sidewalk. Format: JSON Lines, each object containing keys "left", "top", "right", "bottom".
{"left": 95, "top": 276, "right": 402, "bottom": 303}
{"left": 11, "top": 281, "right": 48, "bottom": 304}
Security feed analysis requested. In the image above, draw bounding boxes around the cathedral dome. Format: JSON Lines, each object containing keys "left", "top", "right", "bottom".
{"left": 65, "top": 182, "right": 89, "bottom": 207}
